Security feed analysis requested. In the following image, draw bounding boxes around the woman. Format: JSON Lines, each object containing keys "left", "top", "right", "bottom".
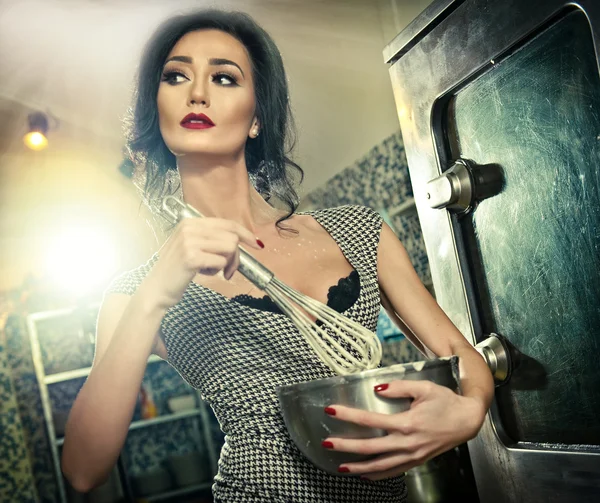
{"left": 61, "top": 9, "right": 494, "bottom": 502}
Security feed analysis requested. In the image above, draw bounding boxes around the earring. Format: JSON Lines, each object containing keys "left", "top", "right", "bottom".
{"left": 252, "top": 128, "right": 259, "bottom": 138}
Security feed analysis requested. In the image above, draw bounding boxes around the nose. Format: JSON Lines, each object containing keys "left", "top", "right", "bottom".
{"left": 189, "top": 79, "right": 209, "bottom": 107}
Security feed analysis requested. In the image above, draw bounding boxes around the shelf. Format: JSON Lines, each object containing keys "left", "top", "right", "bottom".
{"left": 45, "top": 354, "right": 165, "bottom": 384}
{"left": 388, "top": 197, "right": 416, "bottom": 218}
{"left": 55, "top": 409, "right": 202, "bottom": 446}
{"left": 45, "top": 366, "right": 94, "bottom": 384}
{"left": 142, "top": 481, "right": 213, "bottom": 502}
{"left": 27, "top": 303, "right": 101, "bottom": 323}
{"left": 28, "top": 304, "right": 219, "bottom": 503}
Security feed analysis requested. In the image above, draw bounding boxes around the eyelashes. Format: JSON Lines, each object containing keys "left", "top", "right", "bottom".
{"left": 161, "top": 71, "right": 188, "bottom": 85}
{"left": 160, "top": 70, "right": 239, "bottom": 87}
{"left": 213, "top": 72, "right": 238, "bottom": 86}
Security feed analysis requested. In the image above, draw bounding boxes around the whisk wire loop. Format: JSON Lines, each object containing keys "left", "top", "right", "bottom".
{"left": 274, "top": 281, "right": 378, "bottom": 363}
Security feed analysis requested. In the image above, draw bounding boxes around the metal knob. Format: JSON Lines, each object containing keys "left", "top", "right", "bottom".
{"left": 426, "top": 159, "right": 474, "bottom": 212}
{"left": 426, "top": 158, "right": 505, "bottom": 213}
{"left": 474, "top": 333, "right": 511, "bottom": 384}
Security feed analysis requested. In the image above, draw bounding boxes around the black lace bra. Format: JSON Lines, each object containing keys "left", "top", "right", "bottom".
{"left": 231, "top": 269, "right": 361, "bottom": 314}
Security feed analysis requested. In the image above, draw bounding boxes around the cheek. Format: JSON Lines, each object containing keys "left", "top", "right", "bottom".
{"left": 156, "top": 90, "right": 170, "bottom": 130}
{"left": 155, "top": 88, "right": 184, "bottom": 154}
{"left": 156, "top": 89, "right": 180, "bottom": 147}
{"left": 221, "top": 93, "right": 256, "bottom": 133}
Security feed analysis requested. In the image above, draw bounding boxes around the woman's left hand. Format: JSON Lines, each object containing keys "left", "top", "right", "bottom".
{"left": 322, "top": 379, "right": 487, "bottom": 480}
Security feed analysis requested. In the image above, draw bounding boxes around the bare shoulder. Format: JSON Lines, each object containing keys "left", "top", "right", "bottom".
{"left": 290, "top": 212, "right": 322, "bottom": 232}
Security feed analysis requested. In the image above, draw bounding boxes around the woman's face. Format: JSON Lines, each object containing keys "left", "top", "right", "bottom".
{"left": 157, "top": 29, "right": 258, "bottom": 160}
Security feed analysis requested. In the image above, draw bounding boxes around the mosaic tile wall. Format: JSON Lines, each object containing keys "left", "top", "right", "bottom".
{"left": 301, "top": 130, "right": 430, "bottom": 364}
{"left": 301, "top": 130, "right": 431, "bottom": 285}
{"left": 5, "top": 314, "right": 58, "bottom": 503}
{"left": 0, "top": 323, "right": 39, "bottom": 503}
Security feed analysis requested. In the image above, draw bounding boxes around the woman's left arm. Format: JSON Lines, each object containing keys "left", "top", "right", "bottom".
{"left": 323, "top": 222, "right": 494, "bottom": 479}
{"left": 377, "top": 222, "right": 494, "bottom": 415}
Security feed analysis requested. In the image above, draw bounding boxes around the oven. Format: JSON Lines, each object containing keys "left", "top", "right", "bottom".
{"left": 384, "top": 0, "right": 600, "bottom": 501}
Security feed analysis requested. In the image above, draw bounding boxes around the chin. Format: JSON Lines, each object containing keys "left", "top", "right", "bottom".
{"left": 171, "top": 138, "right": 245, "bottom": 159}
{"left": 173, "top": 145, "right": 235, "bottom": 159}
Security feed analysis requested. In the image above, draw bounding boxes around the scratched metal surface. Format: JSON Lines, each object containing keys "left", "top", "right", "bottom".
{"left": 448, "top": 10, "right": 600, "bottom": 444}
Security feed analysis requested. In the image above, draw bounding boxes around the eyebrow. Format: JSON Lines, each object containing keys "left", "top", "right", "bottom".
{"left": 164, "top": 56, "right": 245, "bottom": 77}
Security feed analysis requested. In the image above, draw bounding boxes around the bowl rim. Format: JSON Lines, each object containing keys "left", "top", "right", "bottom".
{"left": 276, "top": 356, "right": 458, "bottom": 395}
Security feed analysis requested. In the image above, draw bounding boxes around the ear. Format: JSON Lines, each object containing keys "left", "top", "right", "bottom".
{"left": 249, "top": 117, "right": 260, "bottom": 139}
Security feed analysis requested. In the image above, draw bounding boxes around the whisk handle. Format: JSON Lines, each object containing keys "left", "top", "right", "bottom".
{"left": 238, "top": 248, "right": 274, "bottom": 290}
{"left": 162, "top": 196, "right": 274, "bottom": 290}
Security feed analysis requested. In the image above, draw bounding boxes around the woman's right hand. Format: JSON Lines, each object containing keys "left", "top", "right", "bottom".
{"left": 145, "top": 217, "right": 263, "bottom": 308}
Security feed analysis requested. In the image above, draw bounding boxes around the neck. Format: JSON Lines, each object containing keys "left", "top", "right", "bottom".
{"left": 177, "top": 154, "right": 282, "bottom": 234}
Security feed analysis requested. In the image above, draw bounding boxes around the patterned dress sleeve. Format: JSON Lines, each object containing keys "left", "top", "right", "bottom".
{"left": 104, "top": 253, "right": 159, "bottom": 296}
{"left": 342, "top": 204, "right": 384, "bottom": 266}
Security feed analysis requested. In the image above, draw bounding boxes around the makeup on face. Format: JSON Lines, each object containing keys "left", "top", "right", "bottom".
{"left": 156, "top": 29, "right": 257, "bottom": 158}
{"left": 161, "top": 56, "right": 245, "bottom": 94}
{"left": 164, "top": 56, "right": 245, "bottom": 77}
{"left": 180, "top": 113, "right": 215, "bottom": 129}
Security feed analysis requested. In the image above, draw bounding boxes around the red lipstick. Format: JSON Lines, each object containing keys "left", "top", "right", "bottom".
{"left": 180, "top": 113, "right": 215, "bottom": 129}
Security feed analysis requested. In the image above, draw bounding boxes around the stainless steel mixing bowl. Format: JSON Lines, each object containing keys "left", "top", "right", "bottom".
{"left": 276, "top": 357, "right": 460, "bottom": 475}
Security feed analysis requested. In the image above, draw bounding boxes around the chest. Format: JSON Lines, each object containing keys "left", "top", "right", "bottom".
{"left": 194, "top": 220, "right": 356, "bottom": 305}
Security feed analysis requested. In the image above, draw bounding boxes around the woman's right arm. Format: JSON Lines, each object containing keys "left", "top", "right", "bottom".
{"left": 61, "top": 283, "right": 168, "bottom": 493}
{"left": 61, "top": 217, "right": 261, "bottom": 493}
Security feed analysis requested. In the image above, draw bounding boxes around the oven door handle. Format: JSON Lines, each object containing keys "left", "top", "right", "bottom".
{"left": 426, "top": 158, "right": 505, "bottom": 213}
{"left": 474, "top": 333, "right": 513, "bottom": 385}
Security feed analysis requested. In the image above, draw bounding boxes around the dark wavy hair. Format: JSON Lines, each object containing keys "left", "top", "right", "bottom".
{"left": 125, "top": 9, "right": 303, "bottom": 228}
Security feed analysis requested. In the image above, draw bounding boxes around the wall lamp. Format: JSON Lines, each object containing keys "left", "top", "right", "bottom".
{"left": 23, "top": 112, "right": 50, "bottom": 151}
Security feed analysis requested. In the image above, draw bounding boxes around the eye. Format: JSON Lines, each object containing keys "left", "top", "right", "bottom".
{"left": 161, "top": 71, "right": 188, "bottom": 85}
{"left": 213, "top": 72, "right": 238, "bottom": 86}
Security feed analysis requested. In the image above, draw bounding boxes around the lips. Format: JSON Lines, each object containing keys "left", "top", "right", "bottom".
{"left": 180, "top": 113, "right": 215, "bottom": 129}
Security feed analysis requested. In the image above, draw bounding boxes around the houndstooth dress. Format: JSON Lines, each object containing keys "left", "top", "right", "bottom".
{"left": 107, "top": 204, "right": 408, "bottom": 503}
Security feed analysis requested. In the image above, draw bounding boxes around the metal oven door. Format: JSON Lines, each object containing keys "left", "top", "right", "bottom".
{"left": 384, "top": 0, "right": 600, "bottom": 501}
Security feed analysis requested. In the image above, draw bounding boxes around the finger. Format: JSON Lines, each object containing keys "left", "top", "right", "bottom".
{"left": 347, "top": 444, "right": 451, "bottom": 478}
{"left": 197, "top": 253, "right": 228, "bottom": 276}
{"left": 373, "top": 379, "right": 436, "bottom": 400}
{"left": 323, "top": 435, "right": 403, "bottom": 455}
{"left": 340, "top": 450, "right": 418, "bottom": 475}
{"left": 194, "top": 235, "right": 241, "bottom": 280}
{"left": 325, "top": 405, "right": 402, "bottom": 431}
{"left": 179, "top": 232, "right": 241, "bottom": 281}
{"left": 360, "top": 465, "right": 413, "bottom": 481}
{"left": 223, "top": 251, "right": 240, "bottom": 280}
{"left": 200, "top": 219, "right": 262, "bottom": 250}
{"left": 194, "top": 233, "right": 240, "bottom": 256}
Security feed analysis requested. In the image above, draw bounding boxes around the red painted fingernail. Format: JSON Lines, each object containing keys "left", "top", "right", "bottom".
{"left": 256, "top": 238, "right": 265, "bottom": 249}
{"left": 374, "top": 383, "right": 389, "bottom": 392}
{"left": 321, "top": 441, "right": 334, "bottom": 449}
{"left": 338, "top": 466, "right": 350, "bottom": 473}
{"left": 324, "top": 407, "right": 336, "bottom": 416}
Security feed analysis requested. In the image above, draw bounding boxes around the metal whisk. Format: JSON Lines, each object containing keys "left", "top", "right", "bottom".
{"left": 161, "top": 196, "right": 382, "bottom": 376}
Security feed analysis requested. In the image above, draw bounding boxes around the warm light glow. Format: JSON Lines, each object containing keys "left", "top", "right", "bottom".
{"left": 44, "top": 225, "right": 118, "bottom": 295}
{"left": 23, "top": 131, "right": 49, "bottom": 150}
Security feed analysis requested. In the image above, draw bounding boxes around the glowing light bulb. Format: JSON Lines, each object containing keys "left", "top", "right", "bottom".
{"left": 24, "top": 131, "right": 48, "bottom": 150}
{"left": 44, "top": 225, "right": 118, "bottom": 295}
